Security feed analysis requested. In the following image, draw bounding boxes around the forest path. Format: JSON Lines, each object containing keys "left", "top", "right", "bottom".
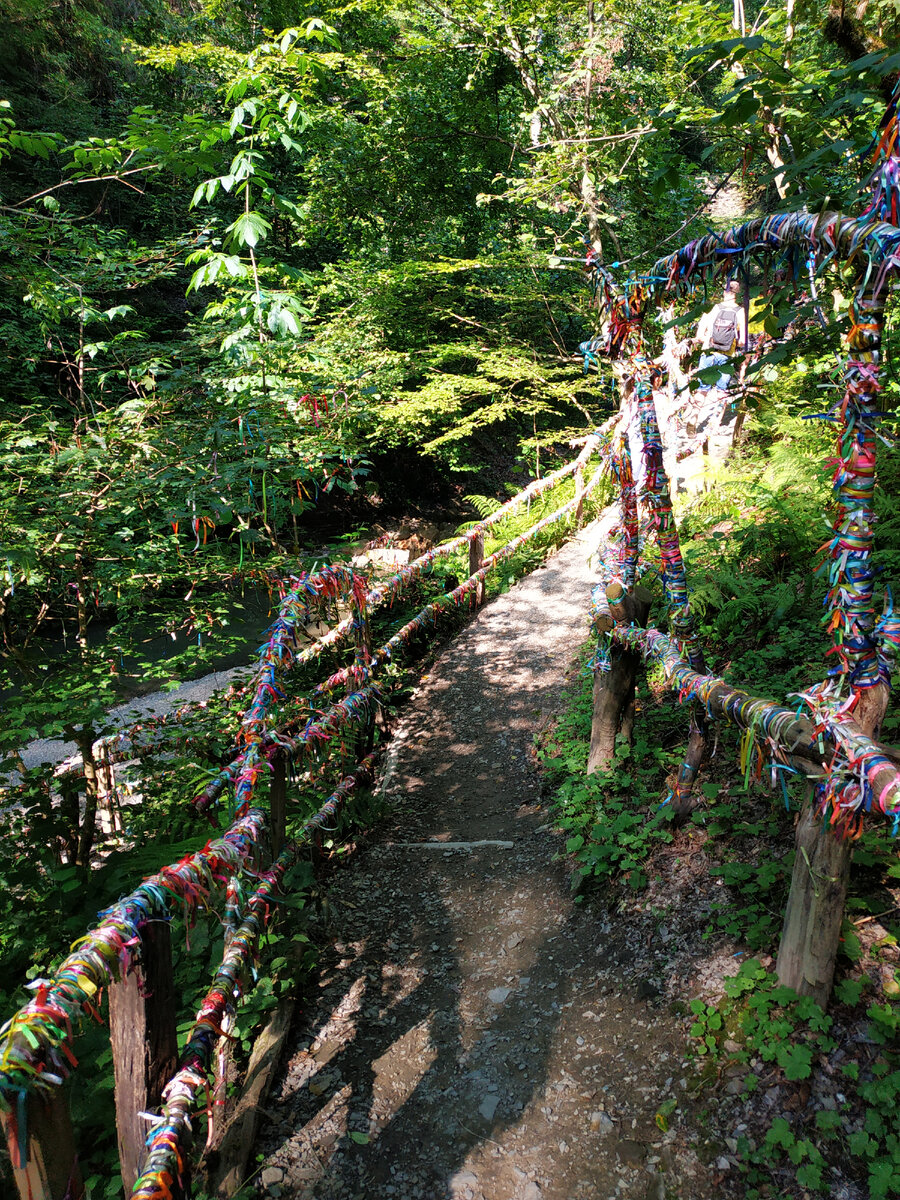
{"left": 255, "top": 525, "right": 721, "bottom": 1200}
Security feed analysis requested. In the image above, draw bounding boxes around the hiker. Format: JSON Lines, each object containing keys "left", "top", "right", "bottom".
{"left": 667, "top": 281, "right": 748, "bottom": 491}
{"left": 694, "top": 279, "right": 746, "bottom": 395}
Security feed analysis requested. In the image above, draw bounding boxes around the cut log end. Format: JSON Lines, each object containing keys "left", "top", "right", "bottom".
{"left": 605, "top": 581, "right": 625, "bottom": 604}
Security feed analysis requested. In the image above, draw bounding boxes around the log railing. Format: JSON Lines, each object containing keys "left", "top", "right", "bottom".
{"left": 0, "top": 440, "right": 603, "bottom": 1200}
{"left": 582, "top": 70, "right": 900, "bottom": 1007}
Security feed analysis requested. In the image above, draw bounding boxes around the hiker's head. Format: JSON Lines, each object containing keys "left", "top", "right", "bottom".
{"left": 723, "top": 280, "right": 741, "bottom": 302}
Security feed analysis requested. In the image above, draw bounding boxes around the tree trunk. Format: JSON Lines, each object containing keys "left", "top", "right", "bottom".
{"left": 72, "top": 727, "right": 99, "bottom": 874}
{"left": 74, "top": 548, "right": 88, "bottom": 657}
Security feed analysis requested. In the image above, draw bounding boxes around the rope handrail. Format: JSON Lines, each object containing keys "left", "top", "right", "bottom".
{"left": 192, "top": 437, "right": 601, "bottom": 812}
{"left": 585, "top": 86, "right": 900, "bottom": 821}
{"left": 608, "top": 623, "right": 900, "bottom": 818}
{"left": 0, "top": 809, "right": 267, "bottom": 1105}
{"left": 131, "top": 755, "right": 377, "bottom": 1200}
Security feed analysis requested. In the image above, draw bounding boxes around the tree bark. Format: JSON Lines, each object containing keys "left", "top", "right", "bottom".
{"left": 71, "top": 726, "right": 99, "bottom": 874}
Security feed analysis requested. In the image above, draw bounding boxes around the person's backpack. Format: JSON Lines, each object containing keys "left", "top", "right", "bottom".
{"left": 709, "top": 303, "right": 739, "bottom": 352}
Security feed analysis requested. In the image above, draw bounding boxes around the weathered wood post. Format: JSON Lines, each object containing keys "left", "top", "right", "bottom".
{"left": 574, "top": 465, "right": 585, "bottom": 527}
{"left": 776, "top": 667, "right": 889, "bottom": 1006}
{"left": 3, "top": 1088, "right": 84, "bottom": 1200}
{"left": 108, "top": 921, "right": 178, "bottom": 1193}
{"left": 469, "top": 530, "right": 485, "bottom": 605}
{"left": 588, "top": 581, "right": 652, "bottom": 775}
{"left": 776, "top": 794, "right": 853, "bottom": 1007}
{"left": 776, "top": 282, "right": 889, "bottom": 1005}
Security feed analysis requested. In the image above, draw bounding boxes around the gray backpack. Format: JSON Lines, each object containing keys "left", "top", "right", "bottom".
{"left": 710, "top": 304, "right": 739, "bottom": 352}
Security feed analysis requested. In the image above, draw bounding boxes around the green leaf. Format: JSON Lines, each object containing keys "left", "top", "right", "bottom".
{"left": 796, "top": 1162, "right": 822, "bottom": 1188}
{"left": 776, "top": 1043, "right": 813, "bottom": 1081}
{"left": 848, "top": 1130, "right": 873, "bottom": 1156}
{"left": 834, "top": 978, "right": 864, "bottom": 1006}
{"left": 227, "top": 211, "right": 271, "bottom": 249}
{"left": 349, "top": 1131, "right": 369, "bottom": 1145}
{"left": 815, "top": 1110, "right": 842, "bottom": 1135}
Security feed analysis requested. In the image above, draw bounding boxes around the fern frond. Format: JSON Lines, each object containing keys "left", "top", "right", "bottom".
{"left": 464, "top": 494, "right": 504, "bottom": 519}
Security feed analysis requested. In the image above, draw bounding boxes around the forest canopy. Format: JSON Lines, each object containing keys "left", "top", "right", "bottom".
{"left": 2, "top": 0, "right": 899, "bottom": 735}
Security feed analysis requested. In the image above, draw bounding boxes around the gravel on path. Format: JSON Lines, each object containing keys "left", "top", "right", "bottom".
{"left": 255, "top": 524, "right": 721, "bottom": 1200}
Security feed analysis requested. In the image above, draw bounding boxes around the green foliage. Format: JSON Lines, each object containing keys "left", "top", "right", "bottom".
{"left": 694, "top": 964, "right": 900, "bottom": 1199}
{"left": 688, "top": 959, "right": 834, "bottom": 1075}
{"left": 538, "top": 677, "right": 679, "bottom": 892}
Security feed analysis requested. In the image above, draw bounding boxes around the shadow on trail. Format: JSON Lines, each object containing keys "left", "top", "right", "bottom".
{"left": 262, "top": 820, "right": 584, "bottom": 1199}
{"left": 256, "top": 529, "right": 670, "bottom": 1199}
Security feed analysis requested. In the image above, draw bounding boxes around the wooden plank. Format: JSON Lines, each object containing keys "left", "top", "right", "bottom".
{"left": 469, "top": 532, "right": 485, "bottom": 606}
{"left": 3, "top": 1088, "right": 84, "bottom": 1200}
{"left": 210, "top": 987, "right": 296, "bottom": 1196}
{"left": 109, "top": 921, "right": 178, "bottom": 1193}
{"left": 388, "top": 840, "right": 514, "bottom": 850}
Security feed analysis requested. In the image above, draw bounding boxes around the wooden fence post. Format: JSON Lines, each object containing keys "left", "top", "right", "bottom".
{"left": 108, "top": 921, "right": 178, "bottom": 1194}
{"left": 776, "top": 686, "right": 890, "bottom": 1007}
{"left": 574, "top": 465, "right": 585, "bottom": 526}
{"left": 775, "top": 793, "right": 852, "bottom": 1008}
{"left": 469, "top": 532, "right": 485, "bottom": 606}
{"left": 587, "top": 582, "right": 652, "bottom": 775}
{"left": 3, "top": 1087, "right": 84, "bottom": 1200}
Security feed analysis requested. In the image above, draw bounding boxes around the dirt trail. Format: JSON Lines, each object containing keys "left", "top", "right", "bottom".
{"left": 256, "top": 525, "right": 721, "bottom": 1200}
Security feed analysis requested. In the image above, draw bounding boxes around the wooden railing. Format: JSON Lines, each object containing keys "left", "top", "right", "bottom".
{"left": 0, "top": 438, "right": 602, "bottom": 1200}
{"left": 583, "top": 75, "right": 900, "bottom": 1008}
